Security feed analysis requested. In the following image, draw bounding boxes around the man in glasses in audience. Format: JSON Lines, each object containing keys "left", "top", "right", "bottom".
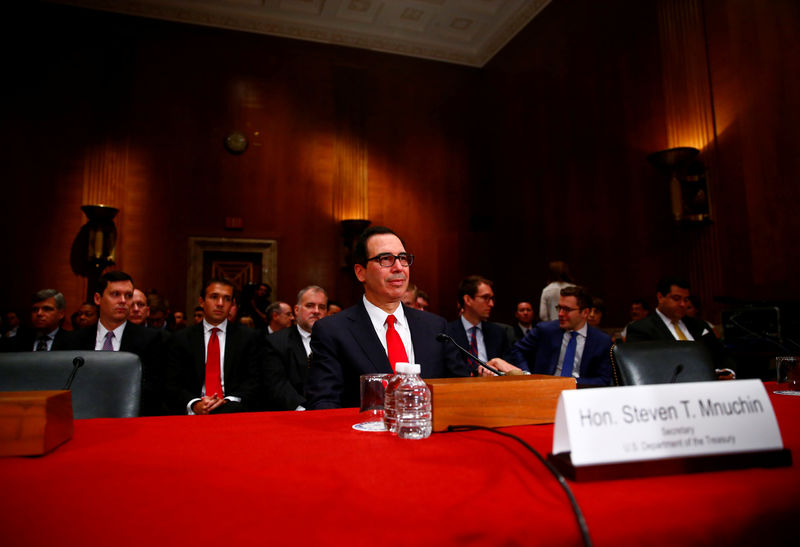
{"left": 305, "top": 226, "right": 467, "bottom": 409}
{"left": 486, "top": 285, "right": 612, "bottom": 386}
{"left": 445, "top": 275, "right": 513, "bottom": 376}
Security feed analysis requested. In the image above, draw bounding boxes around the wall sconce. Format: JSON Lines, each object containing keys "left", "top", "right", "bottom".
{"left": 340, "top": 219, "right": 370, "bottom": 268}
{"left": 647, "top": 147, "right": 712, "bottom": 223}
{"left": 81, "top": 204, "right": 119, "bottom": 297}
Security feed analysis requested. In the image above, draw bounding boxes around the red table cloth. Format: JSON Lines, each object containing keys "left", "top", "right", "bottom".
{"left": 1, "top": 384, "right": 798, "bottom": 546}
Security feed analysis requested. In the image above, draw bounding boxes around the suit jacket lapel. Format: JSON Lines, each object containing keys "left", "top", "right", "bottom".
{"left": 348, "top": 302, "right": 392, "bottom": 373}
{"left": 119, "top": 323, "right": 136, "bottom": 352}
{"left": 409, "top": 308, "right": 442, "bottom": 369}
{"left": 482, "top": 322, "right": 501, "bottom": 357}
{"left": 190, "top": 324, "right": 206, "bottom": 380}
{"left": 223, "top": 322, "right": 238, "bottom": 379}
{"left": 578, "top": 329, "right": 595, "bottom": 373}
{"left": 548, "top": 328, "right": 564, "bottom": 374}
{"left": 452, "top": 321, "right": 469, "bottom": 349}
{"left": 288, "top": 327, "right": 308, "bottom": 366}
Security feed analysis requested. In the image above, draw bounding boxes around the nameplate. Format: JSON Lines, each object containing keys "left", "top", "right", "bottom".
{"left": 552, "top": 380, "right": 784, "bottom": 466}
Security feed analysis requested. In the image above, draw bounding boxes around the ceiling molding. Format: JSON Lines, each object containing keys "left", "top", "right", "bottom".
{"left": 48, "top": 0, "right": 551, "bottom": 67}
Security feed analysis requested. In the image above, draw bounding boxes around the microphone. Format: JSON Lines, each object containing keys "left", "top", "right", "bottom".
{"left": 728, "top": 314, "right": 800, "bottom": 352}
{"left": 669, "top": 364, "right": 684, "bottom": 384}
{"left": 436, "top": 333, "right": 506, "bottom": 376}
{"left": 64, "top": 356, "right": 85, "bottom": 390}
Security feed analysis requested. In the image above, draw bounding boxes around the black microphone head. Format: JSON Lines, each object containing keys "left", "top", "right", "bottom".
{"left": 436, "top": 333, "right": 450, "bottom": 343}
{"left": 73, "top": 356, "right": 85, "bottom": 368}
{"left": 675, "top": 364, "right": 684, "bottom": 374}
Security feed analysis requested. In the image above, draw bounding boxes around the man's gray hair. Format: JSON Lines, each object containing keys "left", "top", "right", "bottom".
{"left": 33, "top": 289, "right": 65, "bottom": 310}
{"left": 296, "top": 285, "right": 328, "bottom": 304}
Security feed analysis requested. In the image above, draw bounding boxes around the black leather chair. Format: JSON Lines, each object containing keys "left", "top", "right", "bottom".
{"left": 0, "top": 350, "right": 142, "bottom": 418}
{"left": 611, "top": 341, "right": 718, "bottom": 386}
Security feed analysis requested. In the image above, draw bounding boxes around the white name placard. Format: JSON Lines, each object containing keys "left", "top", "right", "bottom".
{"left": 552, "top": 380, "right": 784, "bottom": 466}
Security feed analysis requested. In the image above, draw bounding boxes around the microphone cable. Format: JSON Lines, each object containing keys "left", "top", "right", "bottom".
{"left": 446, "top": 424, "right": 592, "bottom": 547}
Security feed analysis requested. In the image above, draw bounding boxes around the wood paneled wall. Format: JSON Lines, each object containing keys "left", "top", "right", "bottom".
{"left": 479, "top": 0, "right": 800, "bottom": 325}
{"left": 1, "top": 3, "right": 478, "bottom": 319}
{"left": 1, "top": 0, "right": 798, "bottom": 329}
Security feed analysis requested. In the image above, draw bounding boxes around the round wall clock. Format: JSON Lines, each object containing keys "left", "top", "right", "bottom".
{"left": 224, "top": 131, "right": 248, "bottom": 154}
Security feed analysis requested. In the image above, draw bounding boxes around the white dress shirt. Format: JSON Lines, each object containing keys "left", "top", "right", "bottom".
{"left": 187, "top": 319, "right": 241, "bottom": 414}
{"left": 655, "top": 308, "right": 696, "bottom": 341}
{"left": 554, "top": 323, "right": 588, "bottom": 379}
{"left": 460, "top": 315, "right": 487, "bottom": 362}
{"left": 362, "top": 295, "right": 415, "bottom": 365}
{"left": 95, "top": 321, "right": 127, "bottom": 351}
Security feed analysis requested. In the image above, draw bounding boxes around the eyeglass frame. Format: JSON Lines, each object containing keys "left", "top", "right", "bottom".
{"left": 365, "top": 252, "right": 415, "bottom": 268}
{"left": 554, "top": 304, "right": 585, "bottom": 313}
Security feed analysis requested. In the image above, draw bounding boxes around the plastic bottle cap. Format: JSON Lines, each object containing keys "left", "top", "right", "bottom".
{"left": 395, "top": 362, "right": 420, "bottom": 374}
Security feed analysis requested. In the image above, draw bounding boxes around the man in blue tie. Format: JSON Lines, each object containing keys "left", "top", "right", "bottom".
{"left": 487, "top": 286, "right": 612, "bottom": 386}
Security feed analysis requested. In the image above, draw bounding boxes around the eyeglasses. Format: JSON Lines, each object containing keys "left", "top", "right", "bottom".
{"left": 555, "top": 305, "right": 582, "bottom": 313}
{"left": 474, "top": 294, "right": 495, "bottom": 302}
{"left": 366, "top": 253, "right": 414, "bottom": 268}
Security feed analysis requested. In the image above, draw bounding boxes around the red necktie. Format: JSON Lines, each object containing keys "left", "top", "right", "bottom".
{"left": 385, "top": 315, "right": 408, "bottom": 373}
{"left": 205, "top": 327, "right": 223, "bottom": 397}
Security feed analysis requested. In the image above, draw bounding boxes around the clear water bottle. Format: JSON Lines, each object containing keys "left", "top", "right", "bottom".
{"left": 394, "top": 363, "right": 432, "bottom": 440}
{"left": 383, "top": 362, "right": 411, "bottom": 434}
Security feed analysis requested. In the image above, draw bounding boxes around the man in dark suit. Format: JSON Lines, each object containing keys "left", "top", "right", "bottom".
{"left": 68, "top": 271, "right": 166, "bottom": 415}
{"left": 487, "top": 286, "right": 612, "bottom": 386}
{"left": 445, "top": 275, "right": 512, "bottom": 375}
{"left": 2, "top": 289, "right": 71, "bottom": 352}
{"left": 306, "top": 226, "right": 467, "bottom": 409}
{"left": 263, "top": 285, "right": 328, "bottom": 410}
{"left": 164, "top": 278, "right": 263, "bottom": 415}
{"left": 626, "top": 276, "right": 728, "bottom": 368}
{"left": 512, "top": 301, "right": 535, "bottom": 342}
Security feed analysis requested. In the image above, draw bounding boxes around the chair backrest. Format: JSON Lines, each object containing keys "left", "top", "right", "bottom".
{"left": 611, "top": 341, "right": 717, "bottom": 386}
{"left": 0, "top": 350, "right": 142, "bottom": 418}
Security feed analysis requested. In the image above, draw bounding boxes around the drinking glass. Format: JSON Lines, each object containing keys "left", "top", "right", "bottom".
{"left": 353, "top": 373, "right": 391, "bottom": 431}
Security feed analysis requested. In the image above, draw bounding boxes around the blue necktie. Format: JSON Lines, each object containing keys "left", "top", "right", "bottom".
{"left": 561, "top": 331, "right": 578, "bottom": 377}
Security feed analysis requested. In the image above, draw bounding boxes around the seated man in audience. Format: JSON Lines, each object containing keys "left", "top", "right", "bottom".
{"left": 487, "top": 286, "right": 612, "bottom": 386}
{"left": 626, "top": 277, "right": 729, "bottom": 373}
{"left": 148, "top": 301, "right": 169, "bottom": 330}
{"left": 263, "top": 285, "right": 328, "bottom": 410}
{"left": 445, "top": 275, "right": 512, "bottom": 375}
{"left": 305, "top": 226, "right": 467, "bottom": 409}
{"left": 164, "top": 278, "right": 264, "bottom": 415}
{"left": 68, "top": 271, "right": 166, "bottom": 415}
{"left": 192, "top": 306, "right": 204, "bottom": 325}
{"left": 74, "top": 302, "right": 99, "bottom": 329}
{"left": 588, "top": 297, "right": 605, "bottom": 329}
{"left": 170, "top": 311, "right": 187, "bottom": 331}
{"left": 128, "top": 289, "right": 150, "bottom": 326}
{"left": 3, "top": 311, "right": 20, "bottom": 338}
{"left": 512, "top": 301, "right": 535, "bottom": 341}
{"left": 620, "top": 298, "right": 650, "bottom": 341}
{"left": 415, "top": 289, "right": 430, "bottom": 312}
{"left": 3, "top": 289, "right": 71, "bottom": 351}
{"left": 401, "top": 283, "right": 418, "bottom": 308}
{"left": 266, "top": 301, "right": 294, "bottom": 334}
